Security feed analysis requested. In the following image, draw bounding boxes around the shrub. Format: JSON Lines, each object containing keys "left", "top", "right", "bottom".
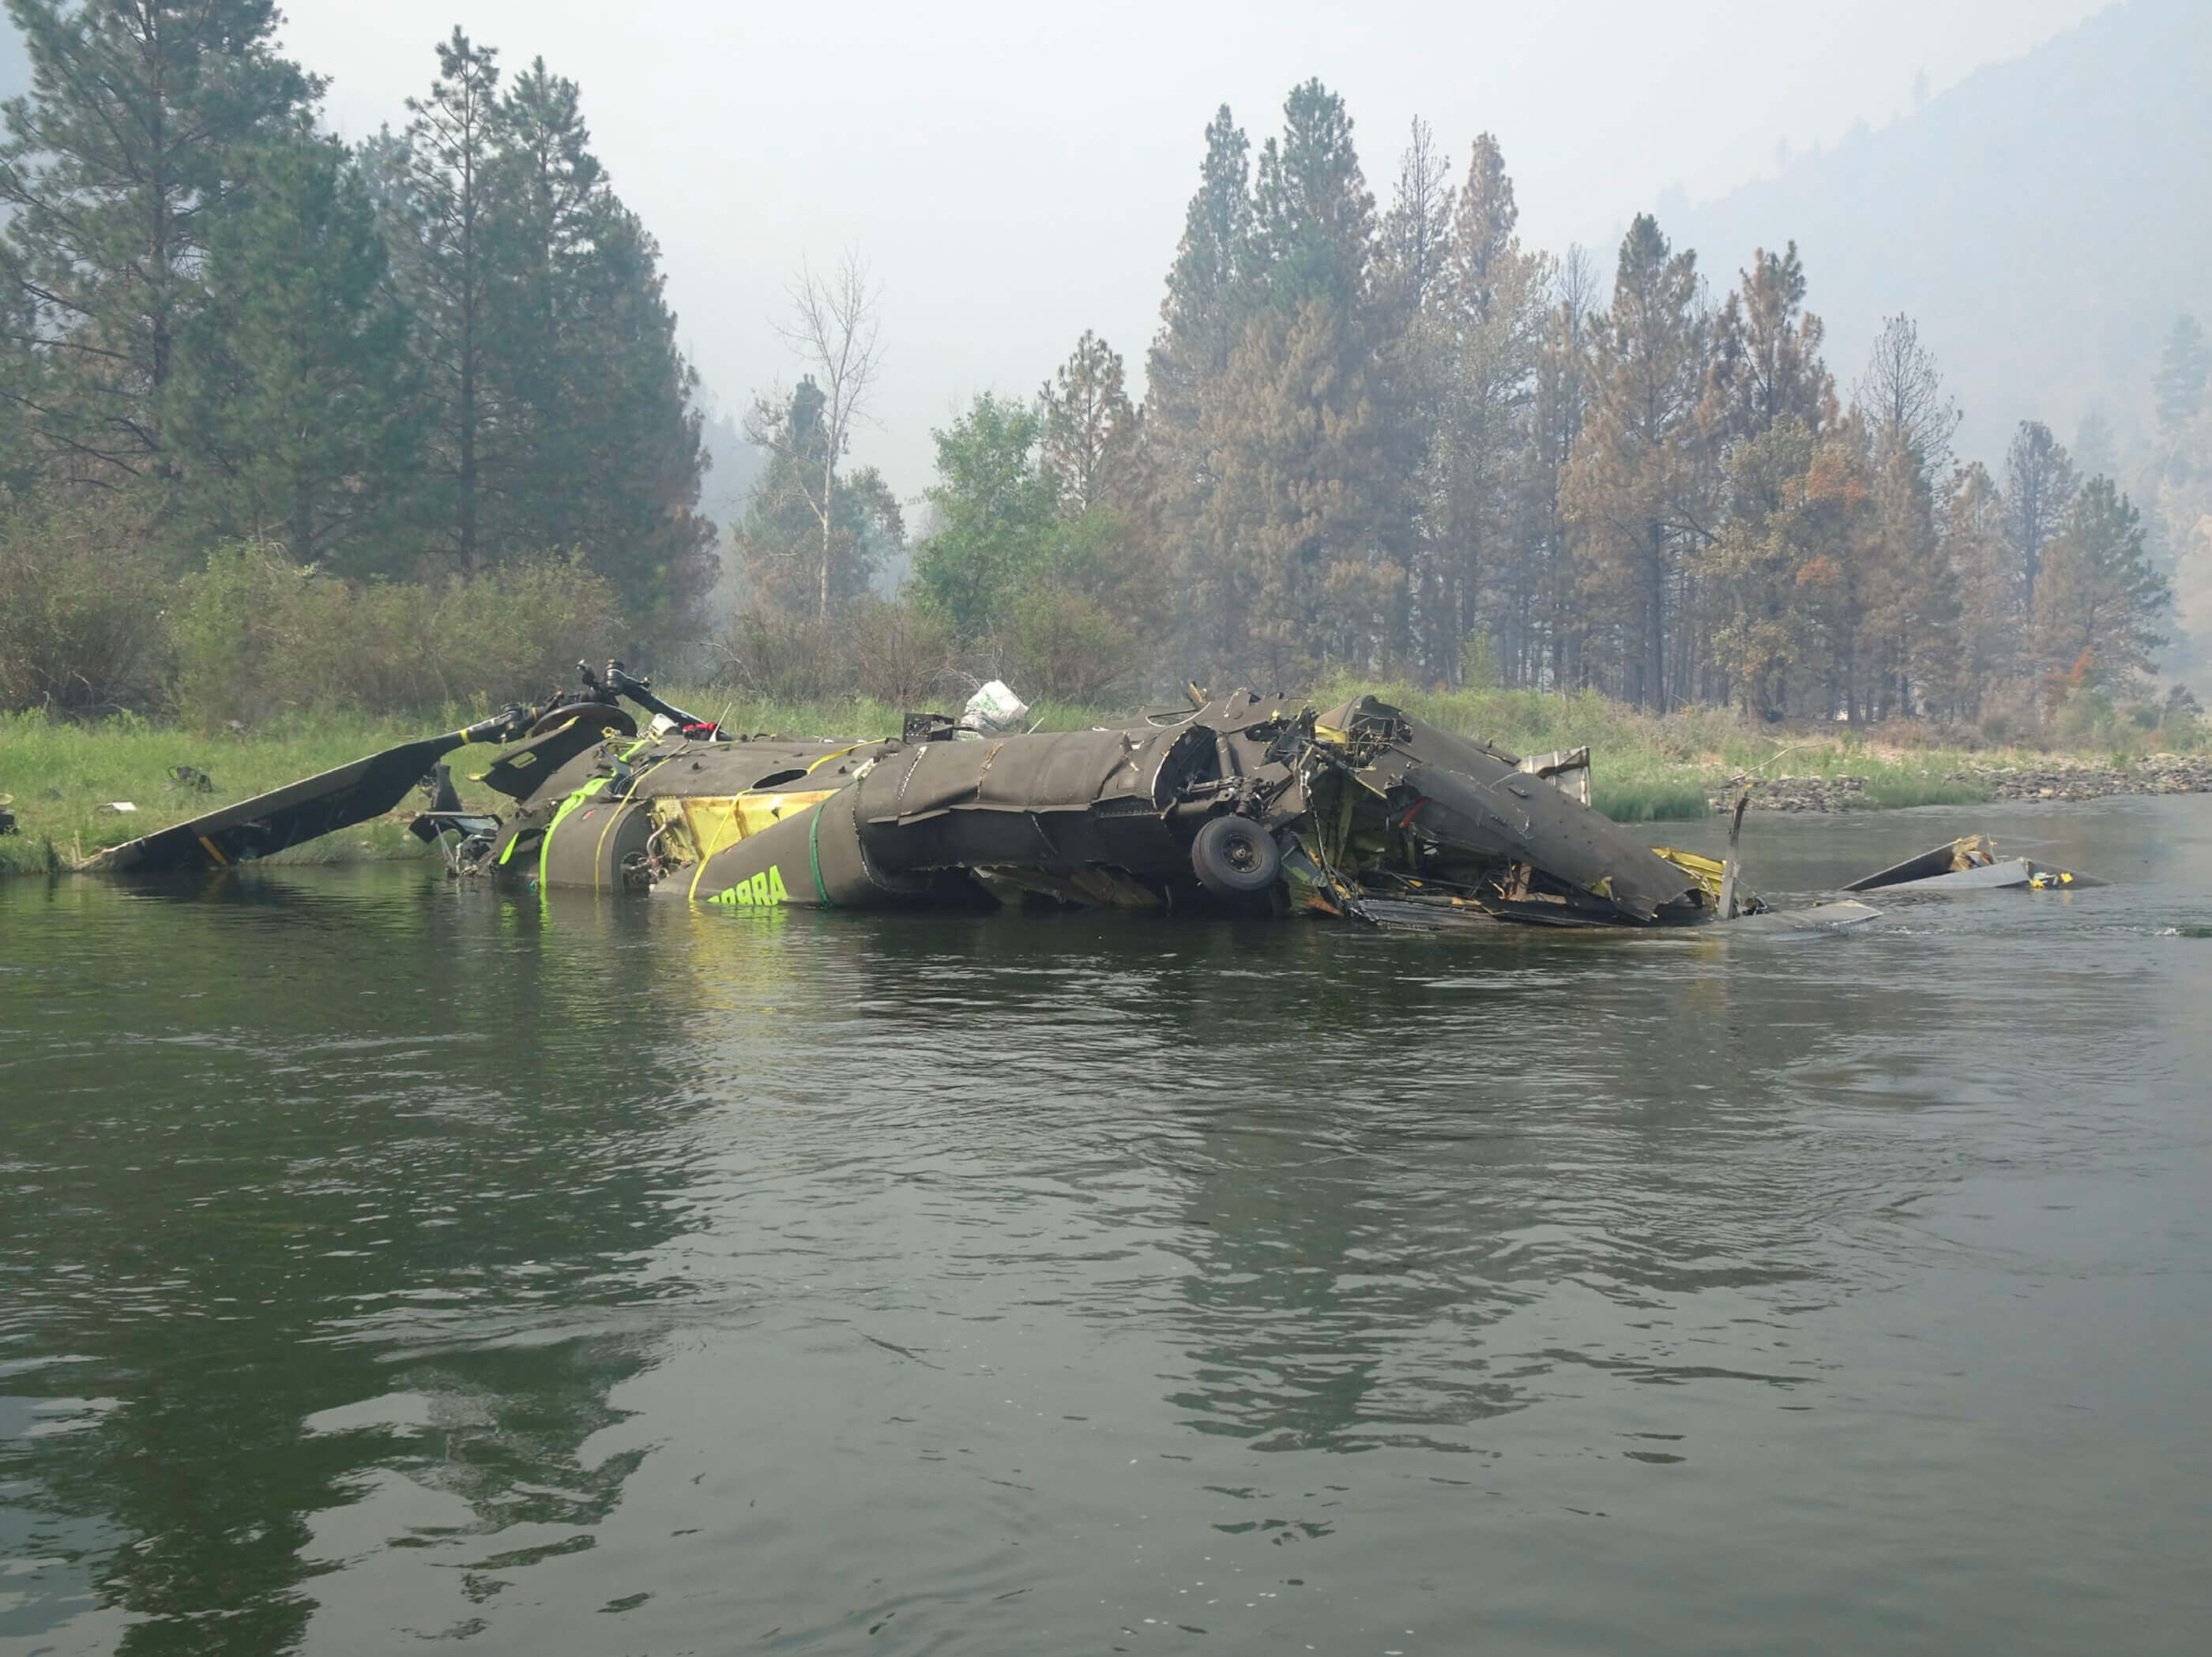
{"left": 715, "top": 597, "right": 976, "bottom": 711}
{"left": 0, "top": 492, "right": 171, "bottom": 714}
{"left": 847, "top": 596, "right": 960, "bottom": 708}
{"left": 1001, "top": 588, "right": 1142, "bottom": 703}
{"left": 714, "top": 611, "right": 847, "bottom": 705}
{"left": 171, "top": 547, "right": 623, "bottom": 728}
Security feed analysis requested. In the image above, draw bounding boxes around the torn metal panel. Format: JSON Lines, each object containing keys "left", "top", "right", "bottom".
{"left": 1840, "top": 836, "right": 2103, "bottom": 895}
{"left": 1841, "top": 836, "right": 1997, "bottom": 892}
{"left": 1863, "top": 857, "right": 2106, "bottom": 893}
{"left": 1518, "top": 746, "right": 1593, "bottom": 806}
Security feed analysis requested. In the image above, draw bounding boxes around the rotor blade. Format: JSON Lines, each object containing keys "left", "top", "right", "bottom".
{"left": 85, "top": 711, "right": 529, "bottom": 874}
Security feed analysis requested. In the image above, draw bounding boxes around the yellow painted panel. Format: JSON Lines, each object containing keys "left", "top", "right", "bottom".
{"left": 675, "top": 789, "right": 839, "bottom": 859}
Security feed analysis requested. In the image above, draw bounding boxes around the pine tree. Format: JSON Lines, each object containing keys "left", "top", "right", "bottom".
{"left": 393, "top": 27, "right": 502, "bottom": 569}
{"left": 2030, "top": 477, "right": 2171, "bottom": 689}
{"left": 167, "top": 130, "right": 416, "bottom": 573}
{"left": 1702, "top": 244, "right": 1834, "bottom": 448}
{"left": 0, "top": 0, "right": 318, "bottom": 487}
{"left": 1209, "top": 81, "right": 1402, "bottom": 678}
{"left": 1247, "top": 80, "right": 1375, "bottom": 315}
{"left": 483, "top": 60, "right": 710, "bottom": 626}
{"left": 1940, "top": 460, "right": 2020, "bottom": 716}
{"left": 1526, "top": 248, "right": 1598, "bottom": 689}
{"left": 2003, "top": 419, "right": 2078, "bottom": 609}
{"left": 1144, "top": 107, "right": 1253, "bottom": 667}
{"left": 1561, "top": 214, "right": 1710, "bottom": 708}
{"left": 1859, "top": 422, "right": 1956, "bottom": 720}
{"left": 1040, "top": 330, "right": 1138, "bottom": 516}
{"left": 2153, "top": 315, "right": 2209, "bottom": 431}
{"left": 1704, "top": 419, "right": 1826, "bottom": 718}
{"left": 1373, "top": 118, "right": 1454, "bottom": 324}
{"left": 1443, "top": 133, "right": 1516, "bottom": 326}
{"left": 1853, "top": 314, "right": 1958, "bottom": 475}
{"left": 1037, "top": 329, "right": 1164, "bottom": 631}
{"left": 479, "top": 56, "right": 602, "bottom": 555}
{"left": 1422, "top": 132, "right": 1546, "bottom": 684}
{"left": 1146, "top": 105, "right": 1251, "bottom": 433}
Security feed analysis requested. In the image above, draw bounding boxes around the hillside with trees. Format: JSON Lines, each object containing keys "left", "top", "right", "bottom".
{"left": 2, "top": 5, "right": 2198, "bottom": 752}
{"left": 1666, "top": 0, "right": 2210, "bottom": 474}
{"left": 735, "top": 79, "right": 2184, "bottom": 738}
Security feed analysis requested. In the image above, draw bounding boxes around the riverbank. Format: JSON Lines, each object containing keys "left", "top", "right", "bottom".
{"left": 1719, "top": 753, "right": 2212, "bottom": 813}
{"left": 6, "top": 688, "right": 2209, "bottom": 874}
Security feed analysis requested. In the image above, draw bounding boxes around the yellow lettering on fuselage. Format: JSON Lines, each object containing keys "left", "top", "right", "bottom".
{"left": 710, "top": 865, "right": 792, "bottom": 907}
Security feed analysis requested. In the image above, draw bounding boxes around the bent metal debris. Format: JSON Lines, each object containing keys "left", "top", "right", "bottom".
{"left": 84, "top": 667, "right": 2101, "bottom": 926}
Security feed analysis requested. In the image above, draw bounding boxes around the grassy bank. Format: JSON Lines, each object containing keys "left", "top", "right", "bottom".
{"left": 1332, "top": 684, "right": 2021, "bottom": 821}
{"left": 4, "top": 685, "right": 2201, "bottom": 875}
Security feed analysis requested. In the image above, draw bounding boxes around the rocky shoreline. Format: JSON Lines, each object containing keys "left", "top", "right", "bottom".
{"left": 1711, "top": 753, "right": 2212, "bottom": 813}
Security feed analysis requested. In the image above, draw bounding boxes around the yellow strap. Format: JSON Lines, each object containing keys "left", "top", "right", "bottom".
{"left": 591, "top": 751, "right": 683, "bottom": 892}
{"left": 687, "top": 795, "right": 749, "bottom": 903}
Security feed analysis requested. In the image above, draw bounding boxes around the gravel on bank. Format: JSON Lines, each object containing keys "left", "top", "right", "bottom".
{"left": 1710, "top": 753, "right": 2212, "bottom": 813}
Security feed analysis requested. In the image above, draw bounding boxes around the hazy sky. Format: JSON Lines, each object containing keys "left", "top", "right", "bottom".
{"left": 284, "top": 1, "right": 2109, "bottom": 502}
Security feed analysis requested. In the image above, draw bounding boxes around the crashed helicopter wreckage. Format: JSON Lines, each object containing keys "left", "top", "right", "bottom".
{"left": 82, "top": 668, "right": 2101, "bottom": 926}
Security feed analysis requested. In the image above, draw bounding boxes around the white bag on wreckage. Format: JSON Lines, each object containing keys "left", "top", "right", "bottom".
{"left": 959, "top": 680, "right": 1031, "bottom": 735}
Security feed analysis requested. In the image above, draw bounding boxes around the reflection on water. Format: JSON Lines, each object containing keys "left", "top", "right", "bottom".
{"left": 3, "top": 797, "right": 2210, "bottom": 1655}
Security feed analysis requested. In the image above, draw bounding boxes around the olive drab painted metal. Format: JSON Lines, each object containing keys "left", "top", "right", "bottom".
{"left": 77, "top": 673, "right": 2108, "bottom": 927}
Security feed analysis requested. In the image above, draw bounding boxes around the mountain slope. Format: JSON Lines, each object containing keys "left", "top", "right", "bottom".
{"left": 1666, "top": 0, "right": 2210, "bottom": 467}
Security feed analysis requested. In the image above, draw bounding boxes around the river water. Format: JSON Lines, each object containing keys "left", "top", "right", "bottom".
{"left": 2, "top": 797, "right": 2208, "bottom": 1656}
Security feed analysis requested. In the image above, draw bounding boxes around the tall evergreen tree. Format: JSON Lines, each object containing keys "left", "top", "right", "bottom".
{"left": 1859, "top": 420, "right": 1956, "bottom": 720}
{"left": 1855, "top": 314, "right": 1958, "bottom": 476}
{"left": 167, "top": 130, "right": 415, "bottom": 572}
{"left": 1940, "top": 460, "right": 2021, "bottom": 717}
{"left": 1146, "top": 105, "right": 1251, "bottom": 433}
{"left": 2154, "top": 314, "right": 2209, "bottom": 432}
{"left": 2003, "top": 419, "right": 2078, "bottom": 609}
{"left": 1562, "top": 214, "right": 1710, "bottom": 708}
{"left": 1040, "top": 330, "right": 1138, "bottom": 517}
{"left": 1421, "top": 131, "right": 1546, "bottom": 683}
{"left": 1374, "top": 117, "right": 1453, "bottom": 324}
{"left": 1525, "top": 247, "right": 1598, "bottom": 688}
{"left": 0, "top": 0, "right": 318, "bottom": 488}
{"left": 1443, "top": 133, "right": 1516, "bottom": 326}
{"left": 1704, "top": 419, "right": 1831, "bottom": 718}
{"left": 2030, "top": 477, "right": 2171, "bottom": 688}
{"left": 483, "top": 59, "right": 709, "bottom": 625}
{"left": 1144, "top": 107, "right": 1252, "bottom": 667}
{"left": 1702, "top": 244, "right": 1834, "bottom": 448}
{"left": 1374, "top": 122, "right": 1455, "bottom": 675}
{"left": 394, "top": 27, "right": 501, "bottom": 569}
{"left": 1246, "top": 80, "right": 1374, "bottom": 315}
{"left": 1209, "top": 81, "right": 1402, "bottom": 677}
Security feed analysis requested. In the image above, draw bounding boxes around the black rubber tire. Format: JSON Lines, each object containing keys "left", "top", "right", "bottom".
{"left": 1191, "top": 814, "right": 1281, "bottom": 899}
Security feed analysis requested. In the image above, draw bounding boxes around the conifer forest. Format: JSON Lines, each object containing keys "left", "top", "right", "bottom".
{"left": 2, "top": 6, "right": 2205, "bottom": 735}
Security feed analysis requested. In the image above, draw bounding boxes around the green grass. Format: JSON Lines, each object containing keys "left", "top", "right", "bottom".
{"left": 0, "top": 706, "right": 506, "bottom": 874}
{"left": 1855, "top": 771, "right": 1990, "bottom": 810}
